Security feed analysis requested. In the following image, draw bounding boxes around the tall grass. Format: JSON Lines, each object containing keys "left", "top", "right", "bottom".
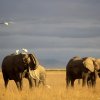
{"left": 0, "top": 71, "right": 100, "bottom": 100}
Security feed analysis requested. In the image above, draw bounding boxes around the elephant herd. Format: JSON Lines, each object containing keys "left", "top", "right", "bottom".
{"left": 66, "top": 56, "right": 100, "bottom": 88}
{"left": 1, "top": 51, "right": 100, "bottom": 91}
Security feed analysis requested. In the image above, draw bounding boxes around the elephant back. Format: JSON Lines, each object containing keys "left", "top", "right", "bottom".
{"left": 73, "top": 56, "right": 82, "bottom": 61}
{"left": 2, "top": 54, "right": 25, "bottom": 72}
{"left": 2, "top": 55, "right": 15, "bottom": 70}
{"left": 83, "top": 57, "right": 95, "bottom": 72}
{"left": 67, "top": 56, "right": 82, "bottom": 68}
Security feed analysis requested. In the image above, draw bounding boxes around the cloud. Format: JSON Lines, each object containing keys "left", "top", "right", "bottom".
{"left": 0, "top": 0, "right": 100, "bottom": 67}
{"left": 0, "top": 0, "right": 100, "bottom": 39}
{"left": 0, "top": 18, "right": 100, "bottom": 38}
{"left": 0, "top": 35, "right": 100, "bottom": 50}
{"left": 0, "top": 0, "right": 100, "bottom": 20}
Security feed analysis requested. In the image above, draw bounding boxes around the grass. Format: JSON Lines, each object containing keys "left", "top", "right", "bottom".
{"left": 0, "top": 71, "right": 100, "bottom": 100}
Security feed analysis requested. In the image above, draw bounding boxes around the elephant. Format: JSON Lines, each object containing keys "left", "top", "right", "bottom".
{"left": 1, "top": 53, "right": 39, "bottom": 90}
{"left": 66, "top": 56, "right": 99, "bottom": 88}
{"left": 29, "top": 65, "right": 46, "bottom": 87}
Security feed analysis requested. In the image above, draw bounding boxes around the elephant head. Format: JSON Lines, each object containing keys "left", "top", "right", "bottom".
{"left": 83, "top": 57, "right": 95, "bottom": 72}
{"left": 82, "top": 57, "right": 100, "bottom": 87}
{"left": 21, "top": 53, "right": 39, "bottom": 70}
{"left": 83, "top": 57, "right": 100, "bottom": 72}
{"left": 94, "top": 59, "right": 100, "bottom": 77}
{"left": 28, "top": 53, "right": 39, "bottom": 70}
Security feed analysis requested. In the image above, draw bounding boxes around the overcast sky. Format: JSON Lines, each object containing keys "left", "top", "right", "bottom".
{"left": 0, "top": 0, "right": 100, "bottom": 68}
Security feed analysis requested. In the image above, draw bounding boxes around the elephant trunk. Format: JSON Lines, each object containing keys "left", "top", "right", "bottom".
{"left": 98, "top": 71, "right": 100, "bottom": 77}
{"left": 29, "top": 53, "right": 39, "bottom": 70}
{"left": 93, "top": 61, "right": 100, "bottom": 71}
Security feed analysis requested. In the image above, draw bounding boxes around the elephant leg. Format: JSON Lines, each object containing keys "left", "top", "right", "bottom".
{"left": 4, "top": 79, "right": 9, "bottom": 88}
{"left": 34, "top": 79, "right": 36, "bottom": 87}
{"left": 82, "top": 77, "right": 87, "bottom": 87}
{"left": 24, "top": 72, "right": 34, "bottom": 88}
{"left": 71, "top": 79, "right": 75, "bottom": 87}
{"left": 87, "top": 75, "right": 94, "bottom": 88}
{"left": 27, "top": 76, "right": 34, "bottom": 88}
{"left": 40, "top": 74, "right": 46, "bottom": 86}
{"left": 20, "top": 79, "right": 23, "bottom": 90}
{"left": 14, "top": 73, "right": 23, "bottom": 90}
{"left": 35, "top": 79, "right": 39, "bottom": 87}
{"left": 20, "top": 74, "right": 23, "bottom": 89}
{"left": 87, "top": 79, "right": 91, "bottom": 87}
{"left": 15, "top": 81, "right": 21, "bottom": 90}
{"left": 92, "top": 81, "right": 96, "bottom": 87}
{"left": 91, "top": 74, "right": 96, "bottom": 88}
{"left": 3, "top": 74, "right": 9, "bottom": 88}
{"left": 87, "top": 78, "right": 95, "bottom": 88}
{"left": 38, "top": 79, "right": 46, "bottom": 86}
{"left": 29, "top": 79, "right": 34, "bottom": 88}
{"left": 91, "top": 79, "right": 95, "bottom": 87}
{"left": 42, "top": 80, "right": 46, "bottom": 86}
{"left": 14, "top": 79, "right": 23, "bottom": 91}
{"left": 78, "top": 79, "right": 81, "bottom": 85}
{"left": 82, "top": 72, "right": 88, "bottom": 87}
{"left": 66, "top": 76, "right": 71, "bottom": 88}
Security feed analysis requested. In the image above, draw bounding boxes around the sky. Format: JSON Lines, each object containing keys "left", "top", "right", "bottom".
{"left": 0, "top": 0, "right": 100, "bottom": 68}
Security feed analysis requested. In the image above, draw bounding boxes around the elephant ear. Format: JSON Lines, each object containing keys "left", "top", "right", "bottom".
{"left": 94, "top": 59, "right": 100, "bottom": 70}
{"left": 83, "top": 57, "right": 95, "bottom": 72}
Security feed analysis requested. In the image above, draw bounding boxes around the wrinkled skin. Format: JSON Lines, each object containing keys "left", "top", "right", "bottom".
{"left": 29, "top": 65, "right": 46, "bottom": 87}
{"left": 66, "top": 57, "right": 98, "bottom": 88}
{"left": 2, "top": 53, "right": 37, "bottom": 91}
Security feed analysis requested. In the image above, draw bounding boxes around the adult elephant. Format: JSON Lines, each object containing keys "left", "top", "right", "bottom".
{"left": 2, "top": 53, "right": 38, "bottom": 90}
{"left": 66, "top": 56, "right": 99, "bottom": 88}
{"left": 29, "top": 65, "right": 46, "bottom": 87}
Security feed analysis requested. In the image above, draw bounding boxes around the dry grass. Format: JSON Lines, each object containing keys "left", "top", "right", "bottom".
{"left": 0, "top": 71, "right": 100, "bottom": 100}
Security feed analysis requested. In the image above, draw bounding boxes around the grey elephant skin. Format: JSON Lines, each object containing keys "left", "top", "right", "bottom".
{"left": 2, "top": 53, "right": 37, "bottom": 90}
{"left": 66, "top": 57, "right": 99, "bottom": 88}
{"left": 29, "top": 65, "right": 46, "bottom": 87}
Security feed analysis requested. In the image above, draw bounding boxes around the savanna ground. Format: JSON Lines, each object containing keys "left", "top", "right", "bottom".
{"left": 0, "top": 70, "right": 100, "bottom": 100}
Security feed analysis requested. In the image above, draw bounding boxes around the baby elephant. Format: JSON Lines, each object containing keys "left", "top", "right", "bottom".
{"left": 29, "top": 65, "right": 46, "bottom": 87}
